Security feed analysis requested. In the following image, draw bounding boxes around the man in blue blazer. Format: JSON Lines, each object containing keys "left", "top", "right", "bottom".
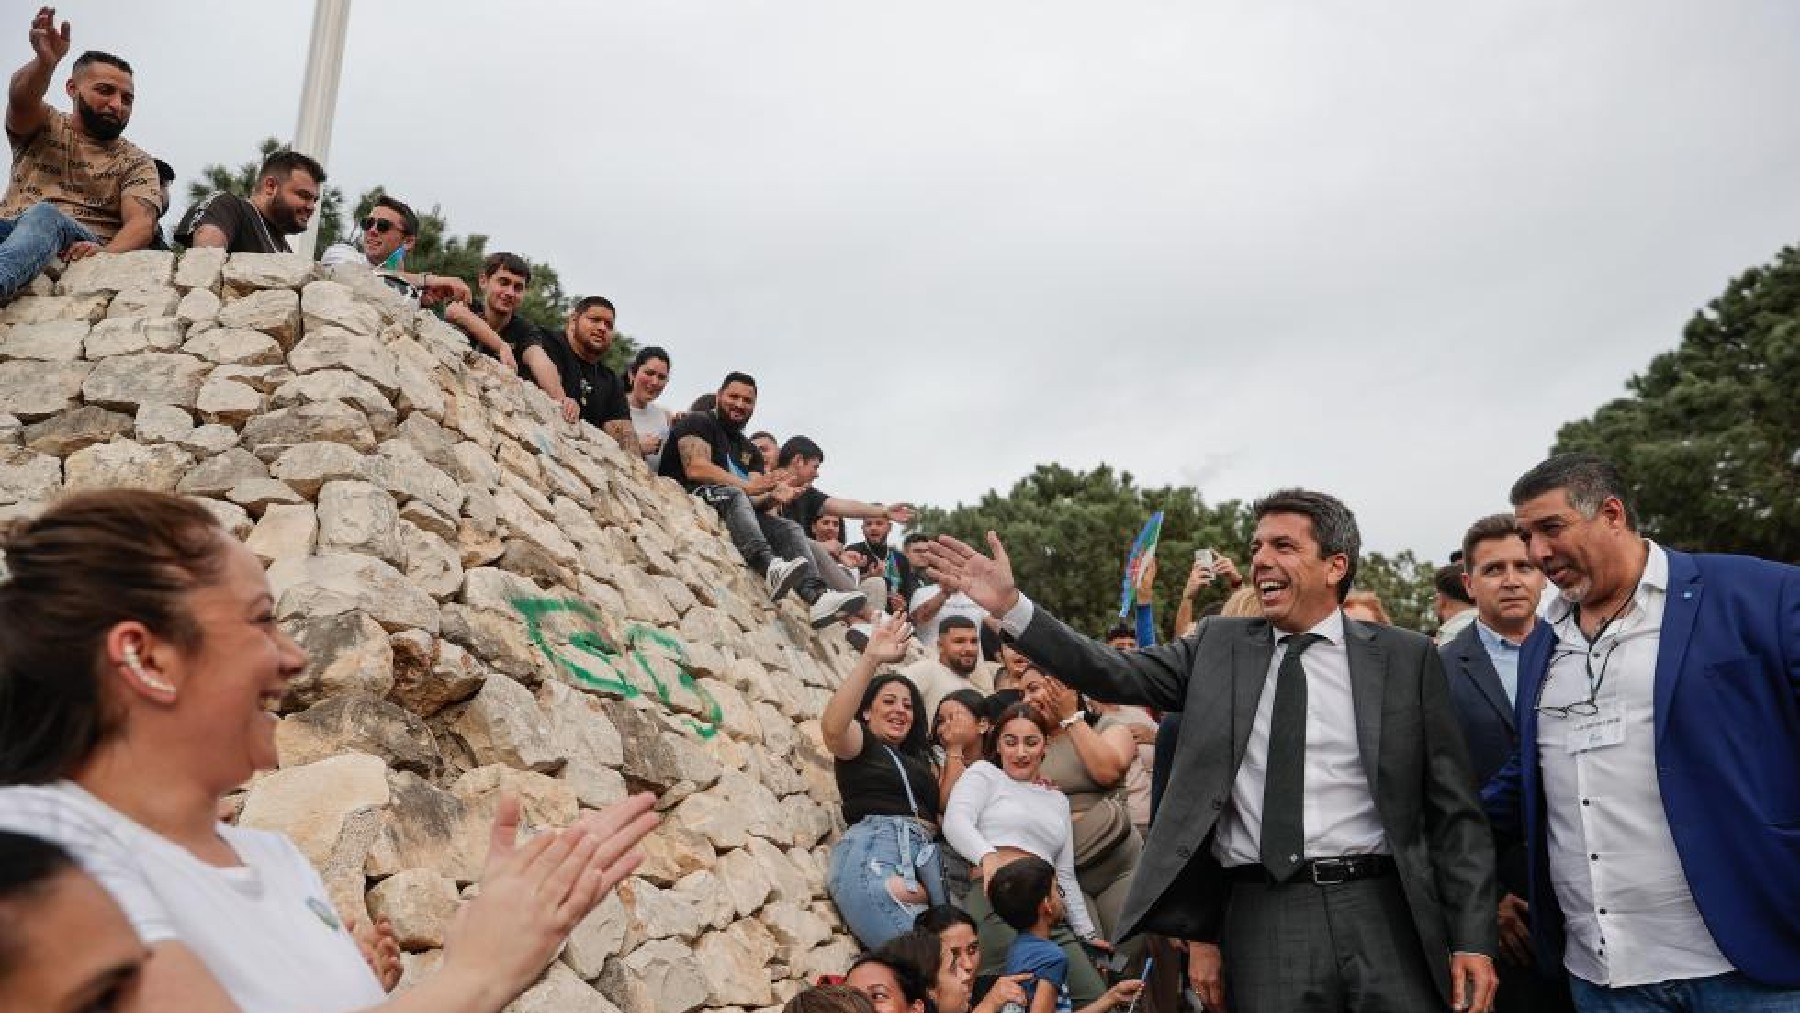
{"left": 1483, "top": 454, "right": 1799, "bottom": 1012}
{"left": 1443, "top": 513, "right": 1572, "bottom": 1013}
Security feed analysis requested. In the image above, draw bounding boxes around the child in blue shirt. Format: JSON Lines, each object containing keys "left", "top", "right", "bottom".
{"left": 989, "top": 857, "right": 1141, "bottom": 1013}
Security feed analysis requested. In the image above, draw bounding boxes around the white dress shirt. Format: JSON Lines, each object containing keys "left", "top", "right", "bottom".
{"left": 1536, "top": 541, "right": 1731, "bottom": 987}
{"left": 1001, "top": 599, "right": 1386, "bottom": 865}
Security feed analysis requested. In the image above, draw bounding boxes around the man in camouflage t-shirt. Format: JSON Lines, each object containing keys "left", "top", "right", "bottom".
{"left": 0, "top": 9, "right": 160, "bottom": 301}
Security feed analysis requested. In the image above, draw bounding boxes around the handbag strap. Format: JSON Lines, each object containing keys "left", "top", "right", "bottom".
{"left": 881, "top": 744, "right": 922, "bottom": 819}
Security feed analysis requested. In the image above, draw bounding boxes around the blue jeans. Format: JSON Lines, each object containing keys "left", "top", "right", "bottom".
{"left": 1570, "top": 972, "right": 1800, "bottom": 1012}
{"left": 0, "top": 202, "right": 97, "bottom": 300}
{"left": 827, "top": 815, "right": 946, "bottom": 949}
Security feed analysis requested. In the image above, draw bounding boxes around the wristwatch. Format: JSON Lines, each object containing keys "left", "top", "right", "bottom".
{"left": 1060, "top": 711, "right": 1086, "bottom": 729}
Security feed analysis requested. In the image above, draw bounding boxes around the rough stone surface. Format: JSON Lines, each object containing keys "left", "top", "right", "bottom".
{"left": 83, "top": 316, "right": 184, "bottom": 356}
{"left": 218, "top": 288, "right": 302, "bottom": 346}
{"left": 0, "top": 319, "right": 88, "bottom": 360}
{"left": 22, "top": 405, "right": 132, "bottom": 455}
{"left": 246, "top": 501, "right": 317, "bottom": 563}
{"left": 238, "top": 753, "right": 391, "bottom": 868}
{"left": 0, "top": 360, "right": 91, "bottom": 419}
{"left": 182, "top": 327, "right": 283, "bottom": 365}
{"left": 81, "top": 352, "right": 209, "bottom": 410}
{"left": 58, "top": 250, "right": 174, "bottom": 294}
{"left": 449, "top": 674, "right": 563, "bottom": 773}
{"left": 0, "top": 253, "right": 870, "bottom": 1008}
{"left": 63, "top": 440, "right": 194, "bottom": 493}
{"left": 366, "top": 867, "right": 460, "bottom": 951}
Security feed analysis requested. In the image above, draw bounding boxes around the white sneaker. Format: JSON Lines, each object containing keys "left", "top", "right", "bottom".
{"left": 765, "top": 557, "right": 807, "bottom": 601}
{"left": 810, "top": 589, "right": 868, "bottom": 629}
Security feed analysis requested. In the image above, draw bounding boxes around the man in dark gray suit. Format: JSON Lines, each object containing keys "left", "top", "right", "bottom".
{"left": 1441, "top": 514, "right": 1572, "bottom": 1013}
{"left": 919, "top": 489, "right": 1498, "bottom": 1013}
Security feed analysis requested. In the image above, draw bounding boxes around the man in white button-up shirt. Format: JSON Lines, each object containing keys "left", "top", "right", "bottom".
{"left": 920, "top": 488, "right": 1499, "bottom": 1013}
{"left": 1485, "top": 454, "right": 1800, "bottom": 1012}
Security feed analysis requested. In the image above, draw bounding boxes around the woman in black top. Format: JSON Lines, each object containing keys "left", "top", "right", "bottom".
{"left": 823, "top": 616, "right": 945, "bottom": 948}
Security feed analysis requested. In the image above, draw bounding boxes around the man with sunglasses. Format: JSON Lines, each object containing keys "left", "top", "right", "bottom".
{"left": 320, "top": 194, "right": 469, "bottom": 307}
{"left": 1484, "top": 454, "right": 1800, "bottom": 1011}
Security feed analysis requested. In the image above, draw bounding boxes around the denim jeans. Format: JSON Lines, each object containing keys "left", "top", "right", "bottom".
{"left": 1570, "top": 972, "right": 1800, "bottom": 1012}
{"left": 0, "top": 202, "right": 97, "bottom": 300}
{"left": 827, "top": 815, "right": 946, "bottom": 949}
{"left": 694, "top": 485, "right": 825, "bottom": 602}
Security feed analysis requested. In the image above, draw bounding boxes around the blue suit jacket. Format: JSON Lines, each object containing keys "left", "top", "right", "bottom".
{"left": 1482, "top": 549, "right": 1800, "bottom": 986}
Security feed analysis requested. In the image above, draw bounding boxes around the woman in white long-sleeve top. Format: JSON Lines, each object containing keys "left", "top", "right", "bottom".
{"left": 942, "top": 702, "right": 1109, "bottom": 1007}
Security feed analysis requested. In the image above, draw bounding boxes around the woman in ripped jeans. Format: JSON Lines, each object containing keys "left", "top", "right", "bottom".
{"left": 823, "top": 616, "right": 946, "bottom": 949}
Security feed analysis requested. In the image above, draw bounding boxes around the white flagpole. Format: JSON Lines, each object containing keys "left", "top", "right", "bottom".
{"left": 291, "top": 0, "right": 352, "bottom": 260}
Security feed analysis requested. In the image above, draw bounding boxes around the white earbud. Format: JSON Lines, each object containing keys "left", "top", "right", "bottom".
{"left": 122, "top": 644, "right": 176, "bottom": 695}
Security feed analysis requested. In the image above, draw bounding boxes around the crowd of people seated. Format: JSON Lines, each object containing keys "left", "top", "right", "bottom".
{"left": 4, "top": 12, "right": 1797, "bottom": 1013}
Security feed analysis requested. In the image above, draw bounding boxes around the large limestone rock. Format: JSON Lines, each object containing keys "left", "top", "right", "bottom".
{"left": 277, "top": 694, "right": 441, "bottom": 777}
{"left": 238, "top": 753, "right": 391, "bottom": 869}
{"left": 366, "top": 867, "right": 460, "bottom": 951}
{"left": 268, "top": 552, "right": 440, "bottom": 633}
{"left": 217, "top": 288, "right": 301, "bottom": 346}
{"left": 316, "top": 479, "right": 405, "bottom": 566}
{"left": 81, "top": 352, "right": 209, "bottom": 410}
{"left": 597, "top": 938, "right": 710, "bottom": 1013}
{"left": 0, "top": 319, "right": 88, "bottom": 360}
{"left": 222, "top": 252, "right": 316, "bottom": 291}
{"left": 0, "top": 360, "right": 91, "bottom": 419}
{"left": 58, "top": 250, "right": 174, "bottom": 295}
{"left": 22, "top": 406, "right": 132, "bottom": 456}
{"left": 63, "top": 440, "right": 194, "bottom": 493}
{"left": 448, "top": 675, "right": 563, "bottom": 773}
{"left": 83, "top": 316, "right": 184, "bottom": 357}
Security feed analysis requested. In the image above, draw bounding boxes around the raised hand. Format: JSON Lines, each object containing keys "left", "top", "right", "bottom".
{"left": 885, "top": 503, "right": 917, "bottom": 524}
{"left": 1212, "top": 553, "right": 1244, "bottom": 589}
{"left": 29, "top": 7, "right": 70, "bottom": 67}
{"left": 1133, "top": 555, "right": 1158, "bottom": 602}
{"left": 864, "top": 613, "right": 914, "bottom": 664}
{"left": 916, "top": 532, "right": 1019, "bottom": 615}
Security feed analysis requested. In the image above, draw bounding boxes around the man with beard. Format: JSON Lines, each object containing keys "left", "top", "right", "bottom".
{"left": 519, "top": 295, "right": 640, "bottom": 455}
{"left": 177, "top": 149, "right": 324, "bottom": 254}
{"left": 899, "top": 615, "right": 994, "bottom": 716}
{"left": 1486, "top": 454, "right": 1800, "bottom": 1010}
{"left": 917, "top": 489, "right": 1499, "bottom": 1013}
{"left": 1, "top": 9, "right": 161, "bottom": 301}
{"left": 849, "top": 515, "right": 917, "bottom": 606}
{"left": 660, "top": 372, "right": 866, "bottom": 629}
{"left": 445, "top": 251, "right": 535, "bottom": 372}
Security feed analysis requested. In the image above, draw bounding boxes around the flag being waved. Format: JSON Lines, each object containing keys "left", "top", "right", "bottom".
{"left": 1117, "top": 511, "right": 1163, "bottom": 618}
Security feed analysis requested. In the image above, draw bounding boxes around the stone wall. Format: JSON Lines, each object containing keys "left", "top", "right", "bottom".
{"left": 0, "top": 250, "right": 863, "bottom": 1012}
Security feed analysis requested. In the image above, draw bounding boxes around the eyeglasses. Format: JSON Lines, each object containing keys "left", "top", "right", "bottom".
{"left": 1535, "top": 598, "right": 1635, "bottom": 719}
{"left": 360, "top": 217, "right": 407, "bottom": 236}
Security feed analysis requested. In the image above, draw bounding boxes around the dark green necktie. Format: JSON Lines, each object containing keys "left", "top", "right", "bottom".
{"left": 1261, "top": 632, "right": 1323, "bottom": 881}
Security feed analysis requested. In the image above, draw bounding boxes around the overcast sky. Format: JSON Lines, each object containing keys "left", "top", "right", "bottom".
{"left": 80, "top": 1, "right": 1800, "bottom": 560}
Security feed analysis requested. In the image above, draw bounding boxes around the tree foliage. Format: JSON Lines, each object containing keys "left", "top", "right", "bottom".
{"left": 914, "top": 464, "right": 1256, "bottom": 640}
{"left": 1553, "top": 244, "right": 1799, "bottom": 561}
{"left": 1355, "top": 550, "right": 1438, "bottom": 634}
{"left": 185, "top": 136, "right": 347, "bottom": 252}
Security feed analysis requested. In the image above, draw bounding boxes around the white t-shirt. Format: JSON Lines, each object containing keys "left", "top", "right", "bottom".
{"left": 0, "top": 782, "right": 387, "bottom": 1013}
{"left": 908, "top": 585, "right": 988, "bottom": 648}
{"left": 630, "top": 402, "right": 673, "bottom": 470}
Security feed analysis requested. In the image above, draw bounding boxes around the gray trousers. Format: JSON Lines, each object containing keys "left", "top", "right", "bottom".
{"left": 1219, "top": 873, "right": 1442, "bottom": 1013}
{"left": 805, "top": 539, "right": 859, "bottom": 593}
{"left": 696, "top": 485, "right": 824, "bottom": 602}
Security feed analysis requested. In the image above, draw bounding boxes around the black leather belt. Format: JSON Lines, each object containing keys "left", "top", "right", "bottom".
{"left": 1225, "top": 855, "right": 1396, "bottom": 886}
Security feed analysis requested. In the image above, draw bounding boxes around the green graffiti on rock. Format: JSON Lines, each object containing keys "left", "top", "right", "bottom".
{"left": 511, "top": 596, "right": 722, "bottom": 738}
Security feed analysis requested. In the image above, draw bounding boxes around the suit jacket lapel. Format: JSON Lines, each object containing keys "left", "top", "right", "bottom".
{"left": 1346, "top": 623, "right": 1385, "bottom": 797}
{"left": 1459, "top": 634, "right": 1516, "bottom": 735}
{"left": 1231, "top": 622, "right": 1275, "bottom": 768}
{"left": 1654, "top": 549, "right": 1702, "bottom": 747}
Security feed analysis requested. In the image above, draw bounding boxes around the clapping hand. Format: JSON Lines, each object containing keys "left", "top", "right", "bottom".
{"left": 914, "top": 533, "right": 1020, "bottom": 615}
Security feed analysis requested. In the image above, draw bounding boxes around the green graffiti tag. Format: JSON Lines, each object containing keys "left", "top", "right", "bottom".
{"left": 511, "top": 596, "right": 724, "bottom": 738}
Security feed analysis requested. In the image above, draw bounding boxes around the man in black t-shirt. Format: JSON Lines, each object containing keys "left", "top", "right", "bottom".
{"left": 848, "top": 514, "right": 918, "bottom": 605}
{"left": 776, "top": 435, "right": 916, "bottom": 611}
{"left": 519, "top": 295, "right": 640, "bottom": 456}
{"left": 444, "top": 252, "right": 537, "bottom": 372}
{"left": 177, "top": 150, "right": 322, "bottom": 254}
{"left": 660, "top": 373, "right": 865, "bottom": 629}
